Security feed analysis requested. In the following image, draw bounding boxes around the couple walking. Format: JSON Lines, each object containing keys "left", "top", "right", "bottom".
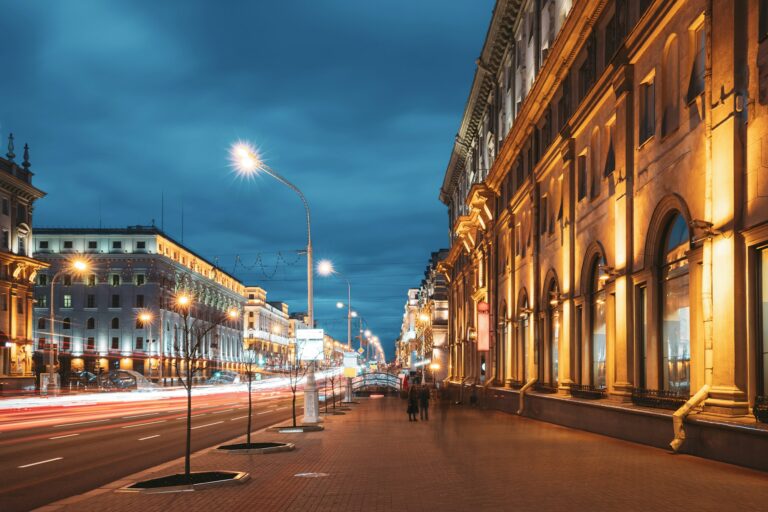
{"left": 407, "top": 383, "right": 430, "bottom": 421}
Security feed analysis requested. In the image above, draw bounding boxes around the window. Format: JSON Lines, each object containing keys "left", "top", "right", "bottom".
{"left": 88, "top": 240, "right": 97, "bottom": 250}
{"left": 86, "top": 294, "right": 96, "bottom": 308}
{"left": 87, "top": 337, "right": 95, "bottom": 350}
{"left": 687, "top": 23, "right": 706, "bottom": 102}
{"left": 62, "top": 274, "right": 72, "bottom": 286}
{"left": 111, "top": 294, "right": 120, "bottom": 308}
{"left": 62, "top": 317, "right": 71, "bottom": 330}
{"left": 136, "top": 337, "right": 144, "bottom": 350}
{"left": 17, "top": 297, "right": 23, "bottom": 314}
{"left": 248, "top": 321, "right": 254, "bottom": 330}
{"left": 545, "top": 281, "right": 560, "bottom": 387}
{"left": 16, "top": 204, "right": 26, "bottom": 223}
{"left": 111, "top": 337, "right": 119, "bottom": 350}
{"left": 604, "top": 124, "right": 616, "bottom": 177}
{"left": 111, "top": 317, "right": 120, "bottom": 329}
{"left": 637, "top": 285, "right": 648, "bottom": 389}
{"left": 38, "top": 337, "right": 46, "bottom": 349}
{"left": 757, "top": 246, "right": 768, "bottom": 396}
{"left": 540, "top": 195, "right": 548, "bottom": 235}
{"left": 87, "top": 274, "right": 96, "bottom": 287}
{"left": 136, "top": 294, "right": 144, "bottom": 308}
{"left": 63, "top": 241, "right": 73, "bottom": 249}
{"left": 112, "top": 241, "right": 122, "bottom": 250}
{"left": 111, "top": 274, "right": 120, "bottom": 287}
{"left": 137, "top": 241, "right": 146, "bottom": 250}
{"left": 639, "top": 78, "right": 655, "bottom": 144}
{"left": 63, "top": 294, "right": 72, "bottom": 308}
{"left": 1, "top": 198, "right": 7, "bottom": 215}
{"left": 62, "top": 336, "right": 71, "bottom": 351}
{"left": 660, "top": 213, "right": 691, "bottom": 395}
{"left": 2, "top": 230, "right": 9, "bottom": 250}
{"left": 578, "top": 155, "right": 588, "bottom": 200}
{"left": 662, "top": 36, "right": 680, "bottom": 136}
{"left": 136, "top": 274, "right": 145, "bottom": 286}
{"left": 36, "top": 294, "right": 47, "bottom": 308}
{"left": 761, "top": 0, "right": 768, "bottom": 41}
{"left": 38, "top": 274, "right": 48, "bottom": 286}
{"left": 37, "top": 318, "right": 46, "bottom": 330}
{"left": 87, "top": 317, "right": 96, "bottom": 329}
{"left": 590, "top": 130, "right": 601, "bottom": 198}
{"left": 39, "top": 240, "right": 49, "bottom": 249}
{"left": 590, "top": 259, "right": 607, "bottom": 389}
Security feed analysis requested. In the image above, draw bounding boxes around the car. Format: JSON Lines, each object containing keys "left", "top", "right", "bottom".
{"left": 68, "top": 371, "right": 98, "bottom": 389}
{"left": 96, "top": 370, "right": 157, "bottom": 390}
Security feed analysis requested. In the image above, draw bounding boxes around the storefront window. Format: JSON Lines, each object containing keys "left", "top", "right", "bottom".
{"left": 661, "top": 213, "right": 690, "bottom": 395}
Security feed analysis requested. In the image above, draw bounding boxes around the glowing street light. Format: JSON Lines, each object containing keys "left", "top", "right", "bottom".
{"left": 317, "top": 259, "right": 334, "bottom": 277}
{"left": 364, "top": 329, "right": 372, "bottom": 338}
{"left": 336, "top": 301, "right": 344, "bottom": 309}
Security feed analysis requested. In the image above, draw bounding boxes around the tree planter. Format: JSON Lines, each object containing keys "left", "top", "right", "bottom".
{"left": 122, "top": 471, "right": 248, "bottom": 493}
{"left": 268, "top": 424, "right": 325, "bottom": 433}
{"left": 218, "top": 442, "right": 295, "bottom": 454}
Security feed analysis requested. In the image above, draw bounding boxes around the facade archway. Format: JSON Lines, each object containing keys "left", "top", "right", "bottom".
{"left": 515, "top": 288, "right": 530, "bottom": 382}
{"left": 540, "top": 270, "right": 561, "bottom": 388}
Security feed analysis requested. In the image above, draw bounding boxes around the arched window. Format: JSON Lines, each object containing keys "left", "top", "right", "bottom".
{"left": 111, "top": 317, "right": 120, "bottom": 329}
{"left": 660, "top": 212, "right": 690, "bottom": 395}
{"left": 590, "top": 259, "right": 607, "bottom": 388}
{"left": 62, "top": 317, "right": 71, "bottom": 330}
{"left": 662, "top": 35, "right": 679, "bottom": 136}
{"left": 37, "top": 318, "right": 46, "bottom": 330}
{"left": 87, "top": 317, "right": 95, "bottom": 330}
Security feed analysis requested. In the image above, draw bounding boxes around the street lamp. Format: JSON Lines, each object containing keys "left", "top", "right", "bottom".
{"left": 138, "top": 311, "right": 157, "bottom": 381}
{"left": 231, "top": 141, "right": 314, "bottom": 327}
{"left": 46, "top": 257, "right": 89, "bottom": 394}
{"left": 317, "top": 259, "right": 352, "bottom": 350}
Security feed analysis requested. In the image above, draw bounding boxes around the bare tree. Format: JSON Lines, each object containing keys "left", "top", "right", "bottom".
{"left": 242, "top": 347, "right": 259, "bottom": 446}
{"left": 286, "top": 341, "right": 324, "bottom": 427}
{"left": 328, "top": 372, "right": 338, "bottom": 410}
{"left": 172, "top": 292, "right": 239, "bottom": 480}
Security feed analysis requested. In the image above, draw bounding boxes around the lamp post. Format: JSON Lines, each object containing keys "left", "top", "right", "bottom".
{"left": 46, "top": 258, "right": 89, "bottom": 394}
{"left": 139, "top": 311, "right": 155, "bottom": 381}
{"left": 231, "top": 141, "right": 318, "bottom": 423}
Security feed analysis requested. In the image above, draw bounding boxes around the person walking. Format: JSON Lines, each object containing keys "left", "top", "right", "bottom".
{"left": 419, "top": 383, "right": 430, "bottom": 420}
{"left": 407, "top": 384, "right": 419, "bottom": 421}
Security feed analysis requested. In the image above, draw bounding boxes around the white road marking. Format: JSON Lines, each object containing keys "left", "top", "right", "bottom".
{"left": 230, "top": 415, "right": 249, "bottom": 421}
{"left": 49, "top": 433, "right": 80, "bottom": 440}
{"left": 53, "top": 419, "right": 109, "bottom": 428}
{"left": 256, "top": 411, "right": 271, "bottom": 415}
{"left": 123, "top": 412, "right": 160, "bottom": 419}
{"left": 212, "top": 409, "right": 234, "bottom": 414}
{"left": 190, "top": 421, "right": 223, "bottom": 430}
{"left": 19, "top": 457, "right": 63, "bottom": 468}
{"left": 121, "top": 420, "right": 167, "bottom": 429}
{"left": 138, "top": 435, "right": 160, "bottom": 441}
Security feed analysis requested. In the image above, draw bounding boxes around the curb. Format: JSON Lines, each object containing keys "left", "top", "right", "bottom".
{"left": 118, "top": 471, "right": 250, "bottom": 494}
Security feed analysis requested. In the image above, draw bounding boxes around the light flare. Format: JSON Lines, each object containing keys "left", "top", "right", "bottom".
{"left": 229, "top": 140, "right": 265, "bottom": 177}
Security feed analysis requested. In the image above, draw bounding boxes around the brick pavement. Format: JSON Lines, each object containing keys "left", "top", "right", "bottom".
{"left": 37, "top": 397, "right": 768, "bottom": 512}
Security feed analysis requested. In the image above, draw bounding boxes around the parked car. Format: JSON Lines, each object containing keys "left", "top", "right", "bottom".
{"left": 68, "top": 371, "right": 98, "bottom": 389}
{"left": 206, "top": 370, "right": 244, "bottom": 385}
{"left": 97, "top": 370, "right": 157, "bottom": 391}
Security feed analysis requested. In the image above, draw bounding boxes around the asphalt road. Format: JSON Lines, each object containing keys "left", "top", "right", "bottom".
{"left": 0, "top": 387, "right": 311, "bottom": 512}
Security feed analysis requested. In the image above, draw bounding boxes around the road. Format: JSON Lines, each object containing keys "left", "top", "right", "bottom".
{"left": 0, "top": 385, "right": 313, "bottom": 512}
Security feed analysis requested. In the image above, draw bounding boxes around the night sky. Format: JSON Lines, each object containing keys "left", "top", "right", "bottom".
{"left": 0, "top": 1, "right": 493, "bottom": 359}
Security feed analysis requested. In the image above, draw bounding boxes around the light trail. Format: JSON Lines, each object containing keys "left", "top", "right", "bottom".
{"left": 191, "top": 421, "right": 223, "bottom": 430}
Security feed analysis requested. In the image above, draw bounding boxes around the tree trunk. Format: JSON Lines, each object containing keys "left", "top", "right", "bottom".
{"left": 247, "top": 373, "right": 252, "bottom": 445}
{"left": 332, "top": 378, "right": 336, "bottom": 410}
{"left": 185, "top": 367, "right": 192, "bottom": 479}
{"left": 292, "top": 390, "right": 297, "bottom": 427}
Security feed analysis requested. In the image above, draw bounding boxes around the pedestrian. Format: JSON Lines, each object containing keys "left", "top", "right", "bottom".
{"left": 407, "top": 384, "right": 419, "bottom": 421}
{"left": 419, "top": 383, "right": 430, "bottom": 420}
{"left": 469, "top": 383, "right": 478, "bottom": 407}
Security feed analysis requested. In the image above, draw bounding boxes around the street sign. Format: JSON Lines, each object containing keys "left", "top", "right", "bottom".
{"left": 296, "top": 329, "right": 325, "bottom": 361}
{"left": 357, "top": 347, "right": 364, "bottom": 354}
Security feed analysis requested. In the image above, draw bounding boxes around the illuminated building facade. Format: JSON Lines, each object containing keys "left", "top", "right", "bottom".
{"left": 243, "top": 286, "right": 292, "bottom": 369}
{"left": 417, "top": 250, "right": 449, "bottom": 381}
{"left": 32, "top": 226, "right": 245, "bottom": 382}
{"left": 439, "top": 0, "right": 768, "bottom": 466}
{"left": 0, "top": 135, "right": 48, "bottom": 390}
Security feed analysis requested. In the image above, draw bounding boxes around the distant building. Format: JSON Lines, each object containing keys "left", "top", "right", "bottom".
{"left": 396, "top": 289, "right": 419, "bottom": 367}
{"left": 0, "top": 134, "right": 48, "bottom": 389}
{"left": 32, "top": 226, "right": 245, "bottom": 382}
{"left": 243, "top": 286, "right": 291, "bottom": 369}
{"left": 418, "top": 250, "right": 449, "bottom": 381}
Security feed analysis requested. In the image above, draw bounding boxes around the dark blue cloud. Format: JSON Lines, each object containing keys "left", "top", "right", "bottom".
{"left": 0, "top": 0, "right": 493, "bottom": 358}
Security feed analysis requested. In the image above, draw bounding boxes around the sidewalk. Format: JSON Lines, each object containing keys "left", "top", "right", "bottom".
{"left": 37, "top": 397, "right": 768, "bottom": 512}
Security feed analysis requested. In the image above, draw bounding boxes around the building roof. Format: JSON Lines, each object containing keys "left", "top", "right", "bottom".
{"left": 34, "top": 225, "right": 242, "bottom": 284}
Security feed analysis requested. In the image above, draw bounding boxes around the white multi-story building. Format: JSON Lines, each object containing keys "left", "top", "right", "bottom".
{"left": 243, "top": 286, "right": 292, "bottom": 369}
{"left": 32, "top": 226, "right": 246, "bottom": 382}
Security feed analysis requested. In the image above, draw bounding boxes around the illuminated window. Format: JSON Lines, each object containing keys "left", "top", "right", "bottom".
{"left": 590, "top": 259, "right": 606, "bottom": 389}
{"left": 758, "top": 246, "right": 768, "bottom": 396}
{"left": 639, "top": 78, "right": 655, "bottom": 144}
{"left": 660, "top": 213, "right": 690, "bottom": 395}
{"left": 63, "top": 294, "right": 72, "bottom": 308}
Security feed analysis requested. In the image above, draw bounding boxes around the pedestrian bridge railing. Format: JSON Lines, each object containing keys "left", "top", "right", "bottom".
{"left": 351, "top": 372, "right": 401, "bottom": 391}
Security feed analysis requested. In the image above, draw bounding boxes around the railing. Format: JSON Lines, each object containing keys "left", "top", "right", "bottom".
{"left": 351, "top": 373, "right": 401, "bottom": 391}
{"left": 508, "top": 379, "right": 524, "bottom": 389}
{"left": 755, "top": 396, "right": 768, "bottom": 423}
{"left": 631, "top": 388, "right": 689, "bottom": 410}
{"left": 569, "top": 384, "right": 606, "bottom": 399}
{"left": 534, "top": 382, "right": 559, "bottom": 394}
